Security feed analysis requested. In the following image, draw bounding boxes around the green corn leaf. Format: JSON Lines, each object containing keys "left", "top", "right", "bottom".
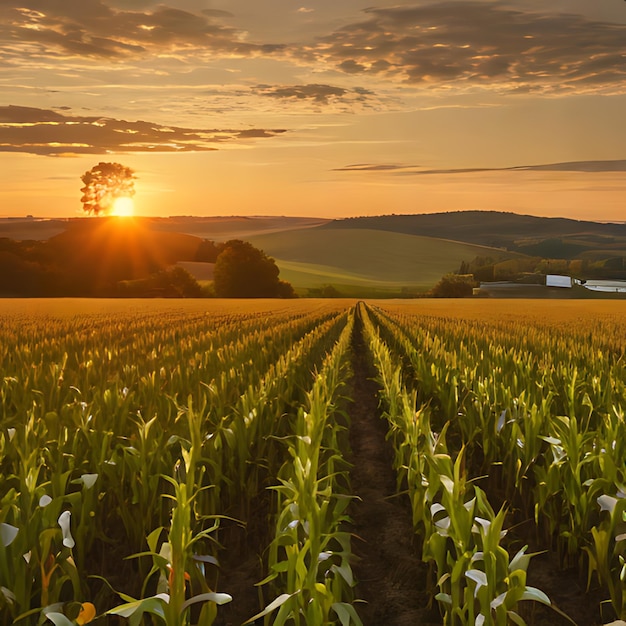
{"left": 332, "top": 602, "right": 363, "bottom": 626}
{"left": 106, "top": 594, "right": 169, "bottom": 619}
{"left": 331, "top": 562, "right": 354, "bottom": 587}
{"left": 508, "top": 612, "right": 527, "bottom": 626}
{"left": 435, "top": 592, "right": 452, "bottom": 605}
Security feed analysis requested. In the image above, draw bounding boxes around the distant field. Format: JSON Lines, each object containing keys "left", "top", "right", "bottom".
{"left": 373, "top": 297, "right": 626, "bottom": 321}
{"left": 247, "top": 227, "right": 515, "bottom": 292}
{"left": 0, "top": 215, "right": 328, "bottom": 243}
{"left": 143, "top": 215, "right": 329, "bottom": 242}
{"left": 175, "top": 261, "right": 215, "bottom": 281}
{"left": 0, "top": 219, "right": 68, "bottom": 240}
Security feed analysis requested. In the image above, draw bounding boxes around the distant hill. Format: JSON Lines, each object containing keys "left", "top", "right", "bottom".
{"left": 4, "top": 211, "right": 626, "bottom": 297}
{"left": 0, "top": 218, "right": 68, "bottom": 241}
{"left": 0, "top": 218, "right": 215, "bottom": 296}
{"left": 148, "top": 215, "right": 329, "bottom": 242}
{"left": 246, "top": 227, "right": 516, "bottom": 295}
{"left": 322, "top": 211, "right": 626, "bottom": 257}
{"left": 0, "top": 215, "right": 328, "bottom": 243}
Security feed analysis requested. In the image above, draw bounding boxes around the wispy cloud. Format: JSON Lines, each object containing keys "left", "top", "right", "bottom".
{"left": 0, "top": 105, "right": 287, "bottom": 156}
{"left": 334, "top": 160, "right": 626, "bottom": 174}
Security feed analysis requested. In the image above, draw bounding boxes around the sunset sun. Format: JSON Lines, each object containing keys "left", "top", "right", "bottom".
{"left": 110, "top": 196, "right": 135, "bottom": 217}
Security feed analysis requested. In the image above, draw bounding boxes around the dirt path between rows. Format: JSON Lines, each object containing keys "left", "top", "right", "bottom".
{"left": 215, "top": 313, "right": 441, "bottom": 626}
{"left": 214, "top": 311, "right": 608, "bottom": 626}
{"left": 347, "top": 311, "right": 441, "bottom": 626}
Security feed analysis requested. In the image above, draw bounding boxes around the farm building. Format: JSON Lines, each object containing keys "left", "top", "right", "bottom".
{"left": 476, "top": 274, "right": 626, "bottom": 298}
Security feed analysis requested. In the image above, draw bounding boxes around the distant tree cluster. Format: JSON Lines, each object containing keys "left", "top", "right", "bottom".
{"left": 459, "top": 254, "right": 626, "bottom": 285}
{"left": 0, "top": 226, "right": 294, "bottom": 299}
{"left": 213, "top": 240, "right": 295, "bottom": 298}
{"left": 118, "top": 267, "right": 204, "bottom": 298}
{"left": 430, "top": 274, "right": 476, "bottom": 298}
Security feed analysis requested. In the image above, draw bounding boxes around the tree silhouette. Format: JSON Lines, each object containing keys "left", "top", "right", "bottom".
{"left": 431, "top": 273, "right": 475, "bottom": 298}
{"left": 80, "top": 162, "right": 135, "bottom": 215}
{"left": 213, "top": 240, "right": 294, "bottom": 297}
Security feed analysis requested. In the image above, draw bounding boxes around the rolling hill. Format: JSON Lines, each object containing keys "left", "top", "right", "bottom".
{"left": 4, "top": 211, "right": 626, "bottom": 296}
{"left": 246, "top": 227, "right": 516, "bottom": 295}
{"left": 322, "top": 211, "right": 626, "bottom": 256}
{"left": 0, "top": 215, "right": 328, "bottom": 243}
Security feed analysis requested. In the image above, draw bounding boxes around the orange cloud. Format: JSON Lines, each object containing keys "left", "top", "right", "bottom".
{"left": 0, "top": 105, "right": 287, "bottom": 156}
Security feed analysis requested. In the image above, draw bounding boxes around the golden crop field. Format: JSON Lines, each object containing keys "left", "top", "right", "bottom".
{"left": 1, "top": 298, "right": 626, "bottom": 626}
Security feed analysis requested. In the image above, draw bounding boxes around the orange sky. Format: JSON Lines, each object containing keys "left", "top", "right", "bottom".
{"left": 1, "top": 0, "right": 625, "bottom": 221}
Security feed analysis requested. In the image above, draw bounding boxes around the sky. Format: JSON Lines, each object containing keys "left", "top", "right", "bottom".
{"left": 1, "top": 0, "right": 625, "bottom": 220}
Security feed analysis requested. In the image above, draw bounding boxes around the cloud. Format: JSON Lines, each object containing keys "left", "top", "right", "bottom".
{"left": 256, "top": 83, "right": 374, "bottom": 105}
{"left": 0, "top": 1, "right": 283, "bottom": 61}
{"left": 2, "top": 1, "right": 624, "bottom": 97}
{"left": 334, "top": 160, "right": 626, "bottom": 174}
{"left": 298, "top": 2, "right": 626, "bottom": 94}
{"left": 0, "top": 105, "right": 287, "bottom": 156}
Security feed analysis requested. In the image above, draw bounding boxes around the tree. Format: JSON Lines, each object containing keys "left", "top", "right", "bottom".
{"left": 194, "top": 239, "right": 220, "bottom": 262}
{"left": 430, "top": 273, "right": 476, "bottom": 298}
{"left": 117, "top": 267, "right": 204, "bottom": 297}
{"left": 213, "top": 240, "right": 294, "bottom": 297}
{"left": 80, "top": 162, "right": 135, "bottom": 215}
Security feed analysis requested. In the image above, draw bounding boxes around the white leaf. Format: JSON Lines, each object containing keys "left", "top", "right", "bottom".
{"left": 497, "top": 410, "right": 506, "bottom": 433}
{"left": 510, "top": 546, "right": 531, "bottom": 572}
{"left": 39, "top": 495, "right": 52, "bottom": 508}
{"left": 475, "top": 517, "right": 491, "bottom": 531}
{"left": 0, "top": 586, "right": 16, "bottom": 604}
{"left": 598, "top": 495, "right": 618, "bottom": 515}
{"left": 490, "top": 592, "right": 507, "bottom": 610}
{"left": 466, "top": 569, "right": 488, "bottom": 595}
{"left": 541, "top": 436, "right": 561, "bottom": 445}
{"left": 441, "top": 475, "right": 455, "bottom": 494}
{"left": 520, "top": 586, "right": 551, "bottom": 606}
{"left": 181, "top": 592, "right": 232, "bottom": 612}
{"left": 80, "top": 474, "right": 98, "bottom": 490}
{"left": 57, "top": 511, "right": 75, "bottom": 549}
{"left": 44, "top": 613, "right": 74, "bottom": 626}
{"left": 431, "top": 503, "right": 446, "bottom": 516}
{"left": 243, "top": 592, "right": 296, "bottom": 624}
{"left": 0, "top": 523, "right": 18, "bottom": 547}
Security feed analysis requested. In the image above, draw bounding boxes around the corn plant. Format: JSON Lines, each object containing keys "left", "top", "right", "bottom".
{"left": 252, "top": 312, "right": 362, "bottom": 626}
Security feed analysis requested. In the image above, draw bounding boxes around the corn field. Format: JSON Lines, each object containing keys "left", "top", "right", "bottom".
{"left": 1, "top": 298, "right": 626, "bottom": 625}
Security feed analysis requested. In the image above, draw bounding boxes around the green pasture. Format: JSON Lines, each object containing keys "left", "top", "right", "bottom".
{"left": 248, "top": 228, "right": 513, "bottom": 291}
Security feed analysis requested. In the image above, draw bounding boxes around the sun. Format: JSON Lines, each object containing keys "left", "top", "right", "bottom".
{"left": 110, "top": 196, "right": 135, "bottom": 217}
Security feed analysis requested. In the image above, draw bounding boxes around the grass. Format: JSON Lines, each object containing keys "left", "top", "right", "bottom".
{"left": 247, "top": 228, "right": 513, "bottom": 292}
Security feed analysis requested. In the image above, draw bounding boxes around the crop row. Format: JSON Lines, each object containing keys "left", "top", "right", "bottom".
{"left": 363, "top": 301, "right": 626, "bottom": 625}
{"left": 0, "top": 301, "right": 361, "bottom": 625}
{"left": 3, "top": 298, "right": 626, "bottom": 626}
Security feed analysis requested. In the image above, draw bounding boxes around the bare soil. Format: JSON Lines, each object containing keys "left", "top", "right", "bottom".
{"left": 346, "top": 311, "right": 441, "bottom": 625}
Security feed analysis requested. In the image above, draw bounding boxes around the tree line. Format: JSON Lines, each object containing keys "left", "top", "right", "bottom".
{"left": 0, "top": 223, "right": 294, "bottom": 298}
